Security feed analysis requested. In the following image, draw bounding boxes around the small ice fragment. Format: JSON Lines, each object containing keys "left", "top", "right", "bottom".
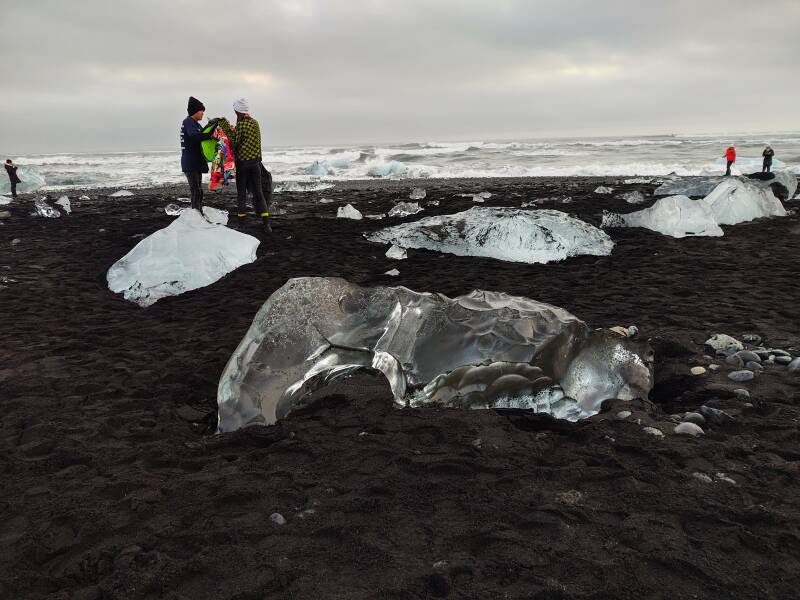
{"left": 385, "top": 245, "right": 407, "bottom": 260}
{"left": 365, "top": 214, "right": 385, "bottom": 220}
{"left": 34, "top": 197, "right": 61, "bottom": 218}
{"left": 388, "top": 202, "right": 422, "bottom": 218}
{"left": 715, "top": 472, "right": 736, "bottom": 485}
{"left": 110, "top": 190, "right": 134, "bottom": 197}
{"left": 11, "top": 238, "right": 21, "bottom": 245}
{"left": 384, "top": 269, "right": 400, "bottom": 276}
{"left": 337, "top": 204, "right": 363, "bottom": 220}
{"left": 269, "top": 513, "right": 286, "bottom": 525}
{"left": 177, "top": 197, "right": 191, "bottom": 203}
{"left": 692, "top": 472, "right": 713, "bottom": 483}
{"left": 164, "top": 203, "right": 183, "bottom": 216}
{"left": 623, "top": 178, "right": 652, "bottom": 184}
{"left": 594, "top": 186, "right": 614, "bottom": 194}
{"left": 319, "top": 197, "right": 335, "bottom": 204}
{"left": 409, "top": 187, "right": 426, "bottom": 200}
{"left": 55, "top": 196, "right": 72, "bottom": 214}
{"left": 79, "top": 195, "right": 91, "bottom": 201}
{"left": 619, "top": 191, "right": 646, "bottom": 204}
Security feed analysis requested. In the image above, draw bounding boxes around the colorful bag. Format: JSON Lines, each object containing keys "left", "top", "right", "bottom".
{"left": 209, "top": 119, "right": 235, "bottom": 191}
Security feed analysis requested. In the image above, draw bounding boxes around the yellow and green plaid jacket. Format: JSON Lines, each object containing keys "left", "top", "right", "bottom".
{"left": 232, "top": 116, "right": 262, "bottom": 162}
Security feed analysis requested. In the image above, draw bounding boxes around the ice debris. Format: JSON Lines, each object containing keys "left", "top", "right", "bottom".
{"left": 337, "top": 204, "right": 363, "bottom": 220}
{"left": 0, "top": 196, "right": 12, "bottom": 206}
{"left": 33, "top": 197, "right": 61, "bottom": 218}
{"left": 107, "top": 209, "right": 258, "bottom": 307}
{"left": 409, "top": 187, "right": 427, "bottom": 200}
{"left": 110, "top": 190, "right": 134, "bottom": 197}
{"left": 275, "top": 182, "right": 335, "bottom": 193}
{"left": 216, "top": 277, "right": 654, "bottom": 431}
{"left": 164, "top": 203, "right": 183, "bottom": 216}
{"left": 79, "top": 195, "right": 91, "bottom": 201}
{"left": 55, "top": 196, "right": 72, "bottom": 214}
{"left": 385, "top": 244, "right": 407, "bottom": 260}
{"left": 384, "top": 269, "right": 400, "bottom": 276}
{"left": 594, "top": 186, "right": 614, "bottom": 194}
{"left": 619, "top": 191, "right": 646, "bottom": 204}
{"left": 367, "top": 207, "right": 614, "bottom": 265}
{"left": 387, "top": 202, "right": 423, "bottom": 218}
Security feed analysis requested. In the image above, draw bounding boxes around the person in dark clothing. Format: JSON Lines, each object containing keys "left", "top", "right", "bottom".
{"left": 230, "top": 97, "right": 271, "bottom": 232}
{"left": 5, "top": 159, "right": 21, "bottom": 199}
{"left": 762, "top": 145, "right": 775, "bottom": 173}
{"left": 180, "top": 96, "right": 215, "bottom": 213}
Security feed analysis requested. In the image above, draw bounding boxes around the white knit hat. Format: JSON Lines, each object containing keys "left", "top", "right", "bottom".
{"left": 232, "top": 98, "right": 250, "bottom": 113}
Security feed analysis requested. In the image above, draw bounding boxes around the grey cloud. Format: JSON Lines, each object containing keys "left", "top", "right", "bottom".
{"left": 1, "top": 0, "right": 798, "bottom": 153}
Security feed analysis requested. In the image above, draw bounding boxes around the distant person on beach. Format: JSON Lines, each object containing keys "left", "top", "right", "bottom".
{"left": 5, "top": 159, "right": 21, "bottom": 198}
{"left": 724, "top": 145, "right": 736, "bottom": 176}
{"left": 180, "top": 96, "right": 215, "bottom": 213}
{"left": 230, "top": 98, "right": 271, "bottom": 232}
{"left": 762, "top": 145, "right": 775, "bottom": 173}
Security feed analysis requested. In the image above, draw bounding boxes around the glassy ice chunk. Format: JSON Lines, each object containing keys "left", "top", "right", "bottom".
{"left": 384, "top": 269, "right": 400, "bottom": 276}
{"left": 409, "top": 187, "right": 427, "bottom": 200}
{"left": 619, "top": 191, "right": 646, "bottom": 204}
{"left": 602, "top": 195, "right": 723, "bottom": 238}
{"left": 177, "top": 197, "right": 191, "bottom": 203}
{"left": 164, "top": 203, "right": 183, "bottom": 216}
{"left": 55, "top": 196, "right": 72, "bottom": 214}
{"left": 107, "top": 209, "right": 258, "bottom": 307}
{"left": 703, "top": 178, "right": 786, "bottom": 225}
{"left": 337, "top": 204, "right": 363, "bottom": 220}
{"left": 594, "top": 186, "right": 614, "bottom": 194}
{"left": 163, "top": 204, "right": 228, "bottom": 223}
{"left": 79, "top": 195, "right": 91, "bottom": 201}
{"left": 366, "top": 207, "right": 614, "bottom": 265}
{"left": 275, "top": 182, "right": 335, "bottom": 193}
{"left": 33, "top": 197, "right": 61, "bottom": 218}
{"left": 623, "top": 178, "right": 652, "bottom": 184}
{"left": 216, "top": 277, "right": 654, "bottom": 431}
{"left": 388, "top": 202, "right": 423, "bottom": 218}
{"left": 385, "top": 244, "right": 407, "bottom": 260}
{"left": 654, "top": 177, "right": 725, "bottom": 197}
{"left": 110, "top": 190, "right": 134, "bottom": 197}
{"left": 0, "top": 167, "right": 45, "bottom": 194}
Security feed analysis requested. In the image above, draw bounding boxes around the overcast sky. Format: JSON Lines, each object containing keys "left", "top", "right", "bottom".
{"left": 1, "top": 0, "right": 798, "bottom": 154}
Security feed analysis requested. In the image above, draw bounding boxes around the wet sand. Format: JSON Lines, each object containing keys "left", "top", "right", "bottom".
{"left": 1, "top": 176, "right": 800, "bottom": 599}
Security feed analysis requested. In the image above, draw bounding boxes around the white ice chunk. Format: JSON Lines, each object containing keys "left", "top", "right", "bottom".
{"left": 409, "top": 187, "right": 427, "bottom": 200}
{"left": 177, "top": 197, "right": 191, "bottom": 203}
{"left": 602, "top": 195, "right": 723, "bottom": 238}
{"left": 385, "top": 244, "right": 407, "bottom": 260}
{"left": 387, "top": 202, "right": 423, "bottom": 218}
{"left": 164, "top": 203, "right": 183, "bottom": 216}
{"left": 55, "top": 195, "right": 72, "bottom": 214}
{"left": 33, "top": 197, "right": 61, "bottom": 218}
{"left": 107, "top": 209, "right": 259, "bottom": 307}
{"left": 216, "top": 278, "right": 654, "bottom": 431}
{"left": 110, "top": 190, "right": 134, "bottom": 197}
{"left": 703, "top": 178, "right": 786, "bottom": 225}
{"left": 384, "top": 269, "right": 400, "bottom": 276}
{"left": 623, "top": 178, "right": 652, "bottom": 184}
{"left": 275, "top": 181, "right": 335, "bottom": 193}
{"left": 594, "top": 186, "right": 614, "bottom": 194}
{"left": 367, "top": 207, "right": 614, "bottom": 265}
{"left": 619, "top": 191, "right": 646, "bottom": 204}
{"left": 0, "top": 167, "right": 45, "bottom": 194}
{"left": 79, "top": 195, "right": 91, "bottom": 201}
{"left": 337, "top": 204, "right": 363, "bottom": 220}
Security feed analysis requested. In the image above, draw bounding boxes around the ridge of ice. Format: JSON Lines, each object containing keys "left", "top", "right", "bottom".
{"left": 107, "top": 209, "right": 258, "bottom": 307}
{"left": 366, "top": 206, "right": 614, "bottom": 264}
{"left": 216, "top": 278, "right": 654, "bottom": 431}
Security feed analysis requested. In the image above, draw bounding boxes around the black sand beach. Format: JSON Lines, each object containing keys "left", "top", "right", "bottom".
{"left": 2, "top": 177, "right": 800, "bottom": 599}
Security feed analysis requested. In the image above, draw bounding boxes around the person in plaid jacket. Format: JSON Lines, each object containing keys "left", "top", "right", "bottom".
{"left": 231, "top": 98, "right": 270, "bottom": 232}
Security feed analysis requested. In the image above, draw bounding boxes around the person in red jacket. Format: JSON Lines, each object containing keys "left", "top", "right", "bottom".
{"left": 723, "top": 146, "right": 736, "bottom": 176}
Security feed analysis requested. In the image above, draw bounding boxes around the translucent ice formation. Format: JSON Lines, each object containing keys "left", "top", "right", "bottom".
{"left": 164, "top": 203, "right": 183, "bottom": 216}
{"left": 216, "top": 278, "right": 654, "bottom": 431}
{"left": 0, "top": 196, "right": 11, "bottom": 206}
{"left": 409, "top": 187, "right": 427, "bottom": 200}
{"left": 387, "top": 202, "right": 423, "bottom": 217}
{"left": 654, "top": 177, "right": 725, "bottom": 197}
{"left": 337, "top": 204, "right": 363, "bottom": 220}
{"left": 602, "top": 195, "right": 723, "bottom": 238}
{"left": 385, "top": 244, "right": 407, "bottom": 260}
{"left": 0, "top": 167, "right": 45, "bottom": 194}
{"left": 55, "top": 196, "right": 72, "bottom": 214}
{"left": 107, "top": 209, "right": 258, "bottom": 307}
{"left": 366, "top": 207, "right": 614, "bottom": 265}
{"left": 594, "top": 186, "right": 614, "bottom": 194}
{"left": 603, "top": 178, "right": 786, "bottom": 238}
{"left": 110, "top": 190, "right": 134, "bottom": 197}
{"left": 33, "top": 197, "right": 61, "bottom": 218}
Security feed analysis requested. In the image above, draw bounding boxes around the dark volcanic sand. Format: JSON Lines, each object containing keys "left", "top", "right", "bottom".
{"left": 1, "top": 177, "right": 800, "bottom": 599}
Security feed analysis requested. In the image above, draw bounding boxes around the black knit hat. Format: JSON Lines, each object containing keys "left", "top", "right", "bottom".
{"left": 187, "top": 96, "right": 205, "bottom": 115}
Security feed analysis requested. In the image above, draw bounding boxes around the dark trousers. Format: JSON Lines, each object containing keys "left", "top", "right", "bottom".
{"left": 725, "top": 160, "right": 733, "bottom": 176}
{"left": 763, "top": 160, "right": 772, "bottom": 173}
{"left": 183, "top": 171, "right": 203, "bottom": 211}
{"left": 235, "top": 160, "right": 268, "bottom": 216}
{"left": 10, "top": 182, "right": 16, "bottom": 198}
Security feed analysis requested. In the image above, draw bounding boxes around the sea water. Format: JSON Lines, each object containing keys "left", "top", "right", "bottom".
{"left": 10, "top": 132, "right": 800, "bottom": 191}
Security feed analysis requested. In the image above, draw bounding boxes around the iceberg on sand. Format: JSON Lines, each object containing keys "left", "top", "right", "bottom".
{"left": 107, "top": 209, "right": 259, "bottom": 307}
{"left": 216, "top": 277, "right": 654, "bottom": 431}
{"left": 366, "top": 206, "right": 614, "bottom": 264}
{"left": 603, "top": 178, "right": 786, "bottom": 238}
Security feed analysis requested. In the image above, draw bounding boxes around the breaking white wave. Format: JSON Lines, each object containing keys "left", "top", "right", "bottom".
{"left": 11, "top": 131, "right": 799, "bottom": 190}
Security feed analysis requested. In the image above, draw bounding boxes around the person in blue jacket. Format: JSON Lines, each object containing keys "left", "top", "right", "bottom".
{"left": 180, "top": 96, "right": 214, "bottom": 213}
